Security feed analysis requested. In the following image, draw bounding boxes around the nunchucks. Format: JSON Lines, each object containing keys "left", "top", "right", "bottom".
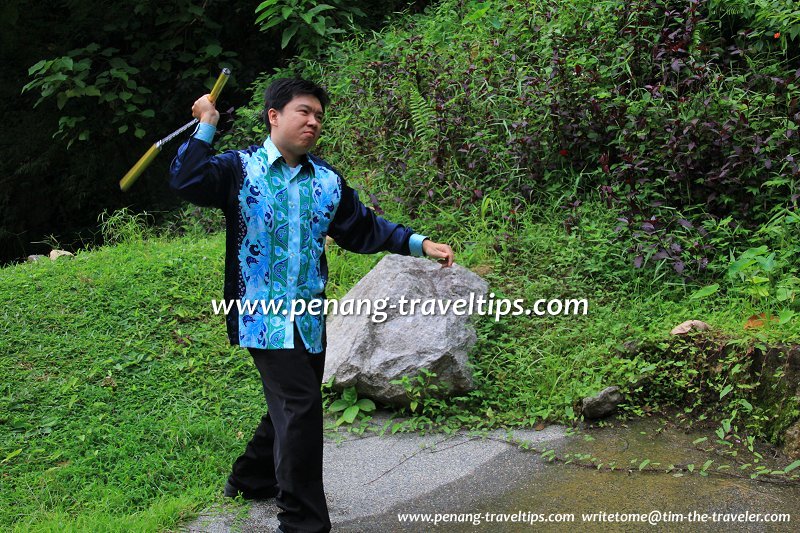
{"left": 119, "top": 68, "right": 231, "bottom": 192}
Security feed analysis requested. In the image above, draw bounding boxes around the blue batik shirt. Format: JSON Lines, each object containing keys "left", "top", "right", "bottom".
{"left": 169, "top": 123, "right": 427, "bottom": 353}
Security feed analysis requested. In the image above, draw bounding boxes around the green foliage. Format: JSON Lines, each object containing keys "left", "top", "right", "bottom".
{"left": 711, "top": 207, "right": 800, "bottom": 316}
{"left": 391, "top": 368, "right": 442, "bottom": 416}
{"left": 388, "top": 367, "right": 477, "bottom": 434}
{"left": 23, "top": 49, "right": 151, "bottom": 147}
{"left": 690, "top": 284, "right": 720, "bottom": 300}
{"left": 164, "top": 205, "right": 227, "bottom": 238}
{"left": 727, "top": 246, "right": 782, "bottom": 305}
{"left": 708, "top": 0, "right": 800, "bottom": 50}
{"left": 231, "top": 0, "right": 800, "bottom": 281}
{"left": 406, "top": 83, "right": 437, "bottom": 146}
{"left": 327, "top": 385, "right": 376, "bottom": 426}
{"left": 98, "top": 208, "right": 153, "bottom": 245}
{"left": 255, "top": 0, "right": 366, "bottom": 56}
{"left": 20, "top": 0, "right": 239, "bottom": 148}
{"left": 624, "top": 333, "right": 800, "bottom": 454}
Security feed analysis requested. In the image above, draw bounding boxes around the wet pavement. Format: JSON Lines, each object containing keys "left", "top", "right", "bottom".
{"left": 186, "top": 414, "right": 800, "bottom": 532}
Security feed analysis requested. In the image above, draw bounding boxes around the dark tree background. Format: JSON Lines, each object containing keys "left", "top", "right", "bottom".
{"left": 1, "top": 0, "right": 429, "bottom": 264}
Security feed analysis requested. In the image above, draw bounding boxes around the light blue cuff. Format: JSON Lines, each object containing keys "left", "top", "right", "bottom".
{"left": 409, "top": 234, "right": 428, "bottom": 257}
{"left": 193, "top": 122, "right": 216, "bottom": 144}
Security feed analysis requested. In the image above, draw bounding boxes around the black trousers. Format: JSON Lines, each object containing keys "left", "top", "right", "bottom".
{"left": 229, "top": 327, "right": 331, "bottom": 533}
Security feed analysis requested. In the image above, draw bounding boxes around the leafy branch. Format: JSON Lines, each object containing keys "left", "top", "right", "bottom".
{"left": 255, "top": 0, "right": 366, "bottom": 55}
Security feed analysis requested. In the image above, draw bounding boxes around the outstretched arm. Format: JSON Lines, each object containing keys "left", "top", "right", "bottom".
{"left": 327, "top": 180, "right": 414, "bottom": 254}
{"left": 328, "top": 178, "right": 454, "bottom": 267}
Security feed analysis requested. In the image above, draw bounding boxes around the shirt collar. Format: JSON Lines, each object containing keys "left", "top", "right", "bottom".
{"left": 263, "top": 136, "right": 313, "bottom": 172}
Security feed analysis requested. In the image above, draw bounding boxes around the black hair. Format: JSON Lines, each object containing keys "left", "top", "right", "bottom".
{"left": 261, "top": 78, "right": 330, "bottom": 132}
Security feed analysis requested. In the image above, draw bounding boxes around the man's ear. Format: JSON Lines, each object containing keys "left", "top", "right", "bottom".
{"left": 267, "top": 108, "right": 280, "bottom": 130}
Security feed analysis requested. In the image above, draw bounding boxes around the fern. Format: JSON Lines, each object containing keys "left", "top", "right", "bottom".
{"left": 234, "top": 107, "right": 262, "bottom": 125}
{"left": 407, "top": 84, "right": 437, "bottom": 145}
{"left": 707, "top": 0, "right": 755, "bottom": 18}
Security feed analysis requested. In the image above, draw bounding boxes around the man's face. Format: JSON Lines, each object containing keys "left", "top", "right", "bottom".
{"left": 268, "top": 94, "right": 324, "bottom": 161}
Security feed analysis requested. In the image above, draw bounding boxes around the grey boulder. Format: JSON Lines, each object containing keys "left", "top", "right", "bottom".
{"left": 323, "top": 254, "right": 488, "bottom": 406}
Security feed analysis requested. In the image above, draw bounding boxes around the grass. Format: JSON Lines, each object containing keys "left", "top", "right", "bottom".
{"left": 1, "top": 233, "right": 258, "bottom": 530}
{"left": 2, "top": 191, "right": 798, "bottom": 529}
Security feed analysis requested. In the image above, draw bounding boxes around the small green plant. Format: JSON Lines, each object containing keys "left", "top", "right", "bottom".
{"left": 391, "top": 368, "right": 442, "bottom": 415}
{"left": 726, "top": 244, "right": 799, "bottom": 322}
{"left": 727, "top": 245, "right": 780, "bottom": 304}
{"left": 406, "top": 82, "right": 437, "bottom": 146}
{"left": 98, "top": 208, "right": 153, "bottom": 245}
{"left": 167, "top": 205, "right": 226, "bottom": 237}
{"left": 328, "top": 386, "right": 376, "bottom": 426}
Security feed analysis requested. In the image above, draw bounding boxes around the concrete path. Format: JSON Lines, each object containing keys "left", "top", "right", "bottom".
{"left": 186, "top": 414, "right": 568, "bottom": 532}
{"left": 186, "top": 414, "right": 800, "bottom": 532}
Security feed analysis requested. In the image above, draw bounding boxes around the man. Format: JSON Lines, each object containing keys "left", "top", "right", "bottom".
{"left": 169, "top": 78, "right": 454, "bottom": 532}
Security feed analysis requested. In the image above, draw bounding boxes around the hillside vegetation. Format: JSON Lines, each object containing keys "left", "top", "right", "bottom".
{"left": 2, "top": 0, "right": 800, "bottom": 529}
